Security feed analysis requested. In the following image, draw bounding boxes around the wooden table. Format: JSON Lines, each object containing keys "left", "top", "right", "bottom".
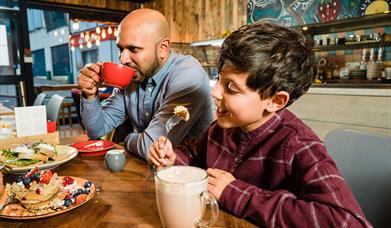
{"left": 0, "top": 135, "right": 256, "bottom": 227}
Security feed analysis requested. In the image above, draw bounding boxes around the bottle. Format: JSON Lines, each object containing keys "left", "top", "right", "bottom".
{"left": 377, "top": 47, "right": 383, "bottom": 63}
{"left": 359, "top": 49, "right": 368, "bottom": 70}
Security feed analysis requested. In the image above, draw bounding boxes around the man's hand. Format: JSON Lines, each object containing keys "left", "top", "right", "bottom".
{"left": 147, "top": 136, "right": 176, "bottom": 169}
{"left": 207, "top": 168, "right": 236, "bottom": 200}
{"left": 77, "top": 62, "right": 102, "bottom": 99}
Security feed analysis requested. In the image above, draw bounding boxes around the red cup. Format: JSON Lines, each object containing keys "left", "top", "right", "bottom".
{"left": 101, "top": 62, "right": 135, "bottom": 89}
{"left": 47, "top": 121, "right": 57, "bottom": 133}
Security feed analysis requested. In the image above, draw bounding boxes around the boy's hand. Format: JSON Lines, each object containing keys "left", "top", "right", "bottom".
{"left": 207, "top": 168, "right": 236, "bottom": 200}
{"left": 147, "top": 136, "right": 176, "bottom": 169}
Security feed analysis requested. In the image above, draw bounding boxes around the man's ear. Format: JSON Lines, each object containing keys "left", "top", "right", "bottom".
{"left": 266, "top": 91, "right": 289, "bottom": 112}
{"left": 159, "top": 37, "right": 170, "bottom": 59}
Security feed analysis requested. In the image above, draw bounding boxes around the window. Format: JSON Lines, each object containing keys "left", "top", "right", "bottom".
{"left": 32, "top": 49, "right": 45, "bottom": 77}
{"left": 27, "top": 9, "right": 43, "bottom": 31}
{"left": 51, "top": 44, "right": 70, "bottom": 76}
{"left": 0, "top": 0, "right": 19, "bottom": 9}
{"left": 82, "top": 49, "right": 98, "bottom": 66}
{"left": 43, "top": 11, "right": 67, "bottom": 32}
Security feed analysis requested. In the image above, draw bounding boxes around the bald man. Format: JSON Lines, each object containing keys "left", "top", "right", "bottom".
{"left": 77, "top": 9, "right": 213, "bottom": 160}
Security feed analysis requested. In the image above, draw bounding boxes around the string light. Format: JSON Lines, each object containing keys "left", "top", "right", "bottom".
{"left": 72, "top": 20, "right": 80, "bottom": 30}
{"left": 54, "top": 31, "right": 58, "bottom": 36}
{"left": 70, "top": 23, "right": 120, "bottom": 50}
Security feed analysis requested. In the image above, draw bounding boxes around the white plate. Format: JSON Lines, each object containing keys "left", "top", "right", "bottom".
{"left": 4, "top": 145, "right": 78, "bottom": 174}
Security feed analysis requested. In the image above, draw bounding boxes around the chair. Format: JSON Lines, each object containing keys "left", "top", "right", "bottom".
{"left": 71, "top": 88, "right": 84, "bottom": 130}
{"left": 46, "top": 94, "right": 65, "bottom": 123}
{"left": 324, "top": 129, "right": 391, "bottom": 227}
{"left": 33, "top": 93, "right": 47, "bottom": 106}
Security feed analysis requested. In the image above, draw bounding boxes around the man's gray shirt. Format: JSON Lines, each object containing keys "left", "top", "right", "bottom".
{"left": 81, "top": 52, "right": 213, "bottom": 160}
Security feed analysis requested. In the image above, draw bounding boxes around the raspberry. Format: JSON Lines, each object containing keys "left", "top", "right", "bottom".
{"left": 63, "top": 176, "right": 74, "bottom": 186}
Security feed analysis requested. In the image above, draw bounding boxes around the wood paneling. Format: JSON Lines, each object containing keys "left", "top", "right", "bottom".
{"left": 37, "top": 0, "right": 247, "bottom": 42}
{"left": 144, "top": 0, "right": 247, "bottom": 42}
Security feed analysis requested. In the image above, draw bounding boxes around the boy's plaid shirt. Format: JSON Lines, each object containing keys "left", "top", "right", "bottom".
{"left": 174, "top": 109, "right": 371, "bottom": 227}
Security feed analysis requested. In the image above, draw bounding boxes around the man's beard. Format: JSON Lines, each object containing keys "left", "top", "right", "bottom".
{"left": 132, "top": 54, "right": 161, "bottom": 84}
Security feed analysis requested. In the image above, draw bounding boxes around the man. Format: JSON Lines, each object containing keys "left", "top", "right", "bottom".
{"left": 77, "top": 8, "right": 213, "bottom": 160}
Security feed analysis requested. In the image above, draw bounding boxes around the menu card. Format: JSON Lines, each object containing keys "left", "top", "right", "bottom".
{"left": 15, "top": 106, "right": 47, "bottom": 137}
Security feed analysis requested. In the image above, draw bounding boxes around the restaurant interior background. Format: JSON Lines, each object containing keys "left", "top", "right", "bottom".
{"left": 0, "top": 0, "right": 390, "bottom": 138}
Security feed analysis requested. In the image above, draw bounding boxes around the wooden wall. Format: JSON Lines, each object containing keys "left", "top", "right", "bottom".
{"left": 143, "top": 0, "right": 247, "bottom": 42}
{"left": 38, "top": 0, "right": 247, "bottom": 43}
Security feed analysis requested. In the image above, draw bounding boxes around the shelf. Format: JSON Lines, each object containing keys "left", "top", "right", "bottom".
{"left": 298, "top": 12, "right": 391, "bottom": 35}
{"left": 319, "top": 78, "right": 391, "bottom": 85}
{"left": 313, "top": 41, "right": 391, "bottom": 51}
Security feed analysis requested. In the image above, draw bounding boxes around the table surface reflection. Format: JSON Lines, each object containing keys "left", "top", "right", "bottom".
{"left": 0, "top": 134, "right": 256, "bottom": 227}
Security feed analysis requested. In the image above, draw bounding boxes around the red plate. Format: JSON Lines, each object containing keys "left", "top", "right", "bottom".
{"left": 71, "top": 140, "right": 115, "bottom": 156}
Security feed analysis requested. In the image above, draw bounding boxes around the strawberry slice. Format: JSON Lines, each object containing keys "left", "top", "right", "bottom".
{"left": 75, "top": 194, "right": 88, "bottom": 205}
{"left": 40, "top": 171, "right": 53, "bottom": 184}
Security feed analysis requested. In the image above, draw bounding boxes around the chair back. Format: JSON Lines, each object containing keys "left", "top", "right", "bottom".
{"left": 71, "top": 89, "right": 84, "bottom": 130}
{"left": 33, "top": 93, "right": 47, "bottom": 106}
{"left": 46, "top": 94, "right": 65, "bottom": 123}
{"left": 324, "top": 129, "right": 391, "bottom": 227}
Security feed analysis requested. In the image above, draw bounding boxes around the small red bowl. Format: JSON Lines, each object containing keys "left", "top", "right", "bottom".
{"left": 101, "top": 62, "right": 135, "bottom": 89}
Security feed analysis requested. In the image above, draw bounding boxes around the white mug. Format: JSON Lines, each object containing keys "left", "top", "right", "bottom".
{"left": 104, "top": 149, "right": 126, "bottom": 172}
{"left": 155, "top": 166, "right": 219, "bottom": 228}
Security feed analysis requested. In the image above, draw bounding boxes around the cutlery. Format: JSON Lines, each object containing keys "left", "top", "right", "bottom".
{"left": 84, "top": 141, "right": 104, "bottom": 148}
{"left": 150, "top": 115, "right": 184, "bottom": 173}
{"left": 163, "top": 115, "right": 183, "bottom": 147}
{"left": 0, "top": 162, "right": 12, "bottom": 174}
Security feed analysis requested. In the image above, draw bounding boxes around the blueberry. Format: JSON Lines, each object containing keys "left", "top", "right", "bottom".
{"left": 22, "top": 177, "right": 32, "bottom": 185}
{"left": 84, "top": 181, "right": 92, "bottom": 188}
{"left": 73, "top": 188, "right": 84, "bottom": 198}
{"left": 63, "top": 198, "right": 72, "bottom": 207}
{"left": 15, "top": 176, "right": 23, "bottom": 183}
{"left": 31, "top": 173, "right": 41, "bottom": 181}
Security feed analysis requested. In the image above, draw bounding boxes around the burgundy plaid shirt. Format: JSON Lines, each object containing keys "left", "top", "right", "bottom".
{"left": 174, "top": 109, "right": 371, "bottom": 227}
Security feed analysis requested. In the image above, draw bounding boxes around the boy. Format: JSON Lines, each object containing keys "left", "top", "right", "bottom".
{"left": 148, "top": 23, "right": 371, "bottom": 227}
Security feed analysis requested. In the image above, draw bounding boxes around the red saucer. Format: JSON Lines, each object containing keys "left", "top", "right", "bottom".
{"left": 71, "top": 140, "right": 115, "bottom": 156}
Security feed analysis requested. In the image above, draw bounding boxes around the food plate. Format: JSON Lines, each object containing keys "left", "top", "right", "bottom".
{"left": 0, "top": 176, "right": 95, "bottom": 219}
{"left": 4, "top": 145, "right": 78, "bottom": 174}
{"left": 71, "top": 140, "right": 115, "bottom": 156}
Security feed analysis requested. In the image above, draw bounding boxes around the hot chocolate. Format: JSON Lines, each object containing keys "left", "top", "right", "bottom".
{"left": 155, "top": 166, "right": 218, "bottom": 228}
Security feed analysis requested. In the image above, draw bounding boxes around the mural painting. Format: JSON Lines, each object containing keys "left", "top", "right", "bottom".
{"left": 247, "top": 0, "right": 390, "bottom": 26}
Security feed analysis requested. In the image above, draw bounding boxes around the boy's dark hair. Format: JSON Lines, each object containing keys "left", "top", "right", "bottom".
{"left": 217, "top": 22, "right": 316, "bottom": 106}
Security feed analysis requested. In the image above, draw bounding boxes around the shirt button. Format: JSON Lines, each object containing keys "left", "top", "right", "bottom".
{"left": 234, "top": 158, "right": 241, "bottom": 164}
{"left": 145, "top": 112, "right": 149, "bottom": 116}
